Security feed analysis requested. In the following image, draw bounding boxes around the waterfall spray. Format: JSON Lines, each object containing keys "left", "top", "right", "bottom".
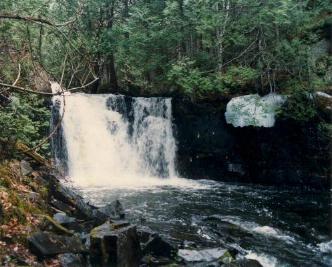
{"left": 51, "top": 93, "right": 191, "bottom": 188}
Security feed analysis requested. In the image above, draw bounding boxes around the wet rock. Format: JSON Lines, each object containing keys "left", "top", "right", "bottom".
{"left": 140, "top": 255, "right": 173, "bottom": 266}
{"left": 203, "top": 216, "right": 253, "bottom": 243}
{"left": 178, "top": 248, "right": 232, "bottom": 263}
{"left": 50, "top": 198, "right": 75, "bottom": 215}
{"left": 223, "top": 258, "right": 263, "bottom": 267}
{"left": 53, "top": 212, "right": 76, "bottom": 225}
{"left": 28, "top": 231, "right": 85, "bottom": 258}
{"left": 58, "top": 253, "right": 85, "bottom": 267}
{"left": 182, "top": 240, "right": 197, "bottom": 249}
{"left": 99, "top": 199, "right": 125, "bottom": 219}
{"left": 137, "top": 225, "right": 157, "bottom": 244}
{"left": 110, "top": 219, "right": 130, "bottom": 229}
{"left": 89, "top": 221, "right": 141, "bottom": 267}
{"left": 142, "top": 235, "right": 176, "bottom": 258}
{"left": 48, "top": 178, "right": 107, "bottom": 223}
{"left": 20, "top": 160, "right": 33, "bottom": 176}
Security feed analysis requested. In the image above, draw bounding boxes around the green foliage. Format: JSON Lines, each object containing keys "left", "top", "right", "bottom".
{"left": 279, "top": 88, "right": 317, "bottom": 122}
{"left": 168, "top": 58, "right": 221, "bottom": 96}
{"left": 0, "top": 0, "right": 331, "bottom": 125}
{"left": 218, "top": 66, "right": 258, "bottom": 93}
{"left": 0, "top": 94, "right": 50, "bottom": 154}
{"left": 168, "top": 60, "right": 259, "bottom": 96}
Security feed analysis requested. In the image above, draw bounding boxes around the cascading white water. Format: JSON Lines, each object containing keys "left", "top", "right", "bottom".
{"left": 52, "top": 91, "right": 196, "bottom": 188}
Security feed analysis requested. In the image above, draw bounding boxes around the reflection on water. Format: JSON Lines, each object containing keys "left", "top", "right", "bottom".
{"left": 77, "top": 180, "right": 331, "bottom": 267}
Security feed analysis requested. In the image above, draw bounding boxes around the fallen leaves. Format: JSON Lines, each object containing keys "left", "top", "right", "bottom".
{"left": 0, "top": 161, "right": 49, "bottom": 266}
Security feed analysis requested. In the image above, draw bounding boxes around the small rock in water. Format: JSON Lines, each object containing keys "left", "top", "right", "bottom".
{"left": 98, "top": 199, "right": 125, "bottom": 219}
{"left": 53, "top": 212, "right": 76, "bottom": 224}
{"left": 178, "top": 248, "right": 231, "bottom": 263}
{"left": 20, "top": 160, "right": 33, "bottom": 176}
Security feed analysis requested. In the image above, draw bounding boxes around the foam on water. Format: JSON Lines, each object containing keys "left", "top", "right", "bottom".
{"left": 245, "top": 251, "right": 279, "bottom": 267}
{"left": 215, "top": 216, "right": 295, "bottom": 243}
{"left": 318, "top": 240, "right": 332, "bottom": 253}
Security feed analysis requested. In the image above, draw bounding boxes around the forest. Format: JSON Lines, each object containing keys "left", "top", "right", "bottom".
{"left": 0, "top": 0, "right": 331, "bottom": 266}
{"left": 0, "top": 0, "right": 331, "bottom": 150}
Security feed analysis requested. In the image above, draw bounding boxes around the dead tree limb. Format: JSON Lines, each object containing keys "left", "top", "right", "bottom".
{"left": 0, "top": 82, "right": 56, "bottom": 96}
{"left": 15, "top": 141, "right": 51, "bottom": 167}
{"left": 0, "top": 77, "right": 99, "bottom": 96}
{"left": 0, "top": 13, "right": 77, "bottom": 27}
{"left": 12, "top": 64, "right": 21, "bottom": 86}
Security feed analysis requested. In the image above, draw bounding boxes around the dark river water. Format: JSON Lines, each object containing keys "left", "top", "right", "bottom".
{"left": 77, "top": 180, "right": 331, "bottom": 267}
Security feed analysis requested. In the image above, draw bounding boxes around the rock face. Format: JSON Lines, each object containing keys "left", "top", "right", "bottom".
{"left": 89, "top": 221, "right": 141, "bottom": 267}
{"left": 173, "top": 97, "right": 330, "bottom": 188}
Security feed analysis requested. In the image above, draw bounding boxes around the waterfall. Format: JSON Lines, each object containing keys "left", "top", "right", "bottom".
{"left": 51, "top": 92, "right": 184, "bottom": 188}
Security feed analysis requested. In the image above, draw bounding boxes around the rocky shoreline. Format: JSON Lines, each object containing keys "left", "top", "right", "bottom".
{"left": 0, "top": 160, "right": 265, "bottom": 267}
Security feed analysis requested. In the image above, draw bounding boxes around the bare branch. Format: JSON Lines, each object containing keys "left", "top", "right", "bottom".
{"left": 0, "top": 82, "right": 57, "bottom": 96}
{"left": 220, "top": 37, "right": 257, "bottom": 69}
{"left": 67, "top": 77, "right": 99, "bottom": 92}
{"left": 0, "top": 13, "right": 77, "bottom": 27}
{"left": 0, "top": 13, "right": 54, "bottom": 26}
{"left": 60, "top": 53, "right": 68, "bottom": 87}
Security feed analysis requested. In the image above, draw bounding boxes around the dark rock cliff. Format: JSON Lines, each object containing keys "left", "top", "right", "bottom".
{"left": 172, "top": 97, "right": 331, "bottom": 188}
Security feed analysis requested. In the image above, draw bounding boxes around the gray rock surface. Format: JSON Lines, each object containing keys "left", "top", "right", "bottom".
{"left": 90, "top": 221, "right": 141, "bottom": 267}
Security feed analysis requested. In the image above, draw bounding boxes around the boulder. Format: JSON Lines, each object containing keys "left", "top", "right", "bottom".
{"left": 142, "top": 235, "right": 176, "bottom": 258}
{"left": 225, "top": 94, "right": 285, "bottom": 128}
{"left": 98, "top": 200, "right": 125, "bottom": 220}
{"left": 28, "top": 232, "right": 85, "bottom": 258}
{"left": 89, "top": 221, "right": 141, "bottom": 267}
{"left": 178, "top": 248, "right": 232, "bottom": 263}
{"left": 137, "top": 225, "right": 157, "bottom": 244}
{"left": 53, "top": 212, "right": 76, "bottom": 225}
{"left": 58, "top": 253, "right": 86, "bottom": 267}
{"left": 20, "top": 160, "right": 33, "bottom": 176}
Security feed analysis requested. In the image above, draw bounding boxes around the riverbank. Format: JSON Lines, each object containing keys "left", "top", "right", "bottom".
{"left": 0, "top": 159, "right": 272, "bottom": 266}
